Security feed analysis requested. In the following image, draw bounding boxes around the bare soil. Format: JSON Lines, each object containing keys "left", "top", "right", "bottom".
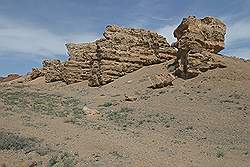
{"left": 0, "top": 56, "right": 249, "bottom": 167}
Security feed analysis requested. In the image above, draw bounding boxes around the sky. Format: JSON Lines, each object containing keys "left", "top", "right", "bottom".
{"left": 0, "top": 0, "right": 249, "bottom": 76}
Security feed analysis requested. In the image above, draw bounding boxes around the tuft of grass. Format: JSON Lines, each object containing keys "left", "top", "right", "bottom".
{"left": 216, "top": 149, "right": 225, "bottom": 158}
{"left": 242, "top": 150, "right": 249, "bottom": 155}
{"left": 101, "top": 101, "right": 113, "bottom": 107}
{"left": 47, "top": 152, "right": 78, "bottom": 167}
{"left": 0, "top": 131, "right": 39, "bottom": 151}
{"left": 107, "top": 107, "right": 133, "bottom": 126}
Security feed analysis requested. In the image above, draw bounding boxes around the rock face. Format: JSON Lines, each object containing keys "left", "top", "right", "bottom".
{"left": 170, "top": 16, "right": 227, "bottom": 77}
{"left": 31, "top": 25, "right": 176, "bottom": 86}
{"left": 66, "top": 25, "right": 177, "bottom": 86}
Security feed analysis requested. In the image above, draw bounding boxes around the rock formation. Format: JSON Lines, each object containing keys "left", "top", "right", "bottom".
{"left": 29, "top": 25, "right": 177, "bottom": 86}
{"left": 27, "top": 16, "right": 227, "bottom": 87}
{"left": 170, "top": 16, "right": 227, "bottom": 78}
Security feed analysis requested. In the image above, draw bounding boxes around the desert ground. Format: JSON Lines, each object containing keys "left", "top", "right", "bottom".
{"left": 0, "top": 56, "right": 249, "bottom": 167}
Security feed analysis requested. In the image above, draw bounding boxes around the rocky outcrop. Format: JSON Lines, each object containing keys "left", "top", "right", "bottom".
{"left": 170, "top": 16, "right": 227, "bottom": 78}
{"left": 66, "top": 25, "right": 177, "bottom": 86}
{"left": 43, "top": 60, "right": 64, "bottom": 82}
{"left": 27, "top": 16, "right": 228, "bottom": 87}
{"left": 31, "top": 25, "right": 176, "bottom": 86}
{"left": 27, "top": 68, "right": 45, "bottom": 81}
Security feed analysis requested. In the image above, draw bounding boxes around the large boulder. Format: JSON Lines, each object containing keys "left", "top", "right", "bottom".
{"left": 173, "top": 16, "right": 226, "bottom": 53}
{"left": 170, "top": 16, "right": 227, "bottom": 78}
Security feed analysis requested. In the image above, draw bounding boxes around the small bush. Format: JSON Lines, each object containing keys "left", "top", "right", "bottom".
{"left": 0, "top": 131, "right": 39, "bottom": 151}
{"left": 216, "top": 149, "right": 224, "bottom": 158}
{"left": 102, "top": 102, "right": 113, "bottom": 107}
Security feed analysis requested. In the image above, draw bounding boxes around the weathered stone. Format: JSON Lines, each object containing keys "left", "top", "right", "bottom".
{"left": 28, "top": 17, "right": 228, "bottom": 86}
{"left": 65, "top": 25, "right": 176, "bottom": 86}
{"left": 170, "top": 16, "right": 227, "bottom": 78}
{"left": 26, "top": 68, "right": 45, "bottom": 81}
{"left": 43, "top": 60, "right": 64, "bottom": 82}
{"left": 173, "top": 16, "right": 226, "bottom": 53}
{"left": 124, "top": 95, "right": 138, "bottom": 102}
{"left": 148, "top": 73, "right": 175, "bottom": 89}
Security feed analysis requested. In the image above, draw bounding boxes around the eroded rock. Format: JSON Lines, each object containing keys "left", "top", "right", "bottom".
{"left": 170, "top": 16, "right": 227, "bottom": 78}
{"left": 43, "top": 60, "right": 64, "bottom": 83}
{"left": 43, "top": 25, "right": 176, "bottom": 86}
{"left": 174, "top": 16, "right": 226, "bottom": 53}
{"left": 148, "top": 73, "right": 175, "bottom": 89}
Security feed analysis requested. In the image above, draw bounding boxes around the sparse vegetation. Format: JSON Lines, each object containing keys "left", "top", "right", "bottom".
{"left": 242, "top": 150, "right": 249, "bottom": 155}
{"left": 0, "top": 88, "right": 85, "bottom": 119}
{"left": 48, "top": 152, "right": 78, "bottom": 167}
{"left": 0, "top": 131, "right": 39, "bottom": 151}
{"left": 107, "top": 107, "right": 134, "bottom": 126}
{"left": 215, "top": 148, "right": 225, "bottom": 158}
{"left": 100, "top": 101, "right": 113, "bottom": 107}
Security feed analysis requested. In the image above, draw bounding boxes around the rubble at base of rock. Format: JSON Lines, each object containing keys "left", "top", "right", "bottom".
{"left": 26, "top": 16, "right": 227, "bottom": 88}
{"left": 148, "top": 73, "right": 175, "bottom": 89}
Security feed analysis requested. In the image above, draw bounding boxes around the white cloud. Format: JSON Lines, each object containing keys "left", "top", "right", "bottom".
{"left": 223, "top": 19, "right": 250, "bottom": 59}
{"left": 0, "top": 16, "right": 99, "bottom": 59}
{"left": 226, "top": 19, "right": 250, "bottom": 45}
{"left": 156, "top": 24, "right": 177, "bottom": 44}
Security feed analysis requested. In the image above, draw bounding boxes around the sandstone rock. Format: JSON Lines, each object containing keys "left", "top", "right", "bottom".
{"left": 28, "top": 18, "right": 228, "bottom": 86}
{"left": 27, "top": 68, "right": 44, "bottom": 81}
{"left": 124, "top": 95, "right": 137, "bottom": 102}
{"left": 65, "top": 25, "right": 176, "bottom": 86}
{"left": 170, "top": 16, "right": 227, "bottom": 78}
{"left": 148, "top": 73, "right": 175, "bottom": 89}
{"left": 43, "top": 60, "right": 64, "bottom": 82}
{"left": 174, "top": 16, "right": 226, "bottom": 53}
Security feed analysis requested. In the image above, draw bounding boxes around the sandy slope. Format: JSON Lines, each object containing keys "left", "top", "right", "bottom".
{"left": 0, "top": 56, "right": 249, "bottom": 167}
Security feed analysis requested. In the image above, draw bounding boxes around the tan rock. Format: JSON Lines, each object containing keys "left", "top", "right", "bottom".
{"left": 148, "top": 73, "right": 175, "bottom": 89}
{"left": 65, "top": 25, "right": 176, "bottom": 86}
{"left": 27, "top": 68, "right": 44, "bottom": 81}
{"left": 170, "top": 16, "right": 227, "bottom": 78}
{"left": 43, "top": 59, "right": 64, "bottom": 82}
{"left": 174, "top": 16, "right": 226, "bottom": 53}
{"left": 124, "top": 95, "right": 138, "bottom": 102}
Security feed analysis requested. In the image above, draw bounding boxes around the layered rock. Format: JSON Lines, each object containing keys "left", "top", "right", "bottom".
{"left": 173, "top": 16, "right": 226, "bottom": 53}
{"left": 27, "top": 16, "right": 228, "bottom": 87}
{"left": 171, "top": 16, "right": 227, "bottom": 77}
{"left": 39, "top": 25, "right": 176, "bottom": 86}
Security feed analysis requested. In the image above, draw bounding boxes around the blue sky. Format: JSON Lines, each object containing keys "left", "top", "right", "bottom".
{"left": 0, "top": 0, "right": 250, "bottom": 76}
